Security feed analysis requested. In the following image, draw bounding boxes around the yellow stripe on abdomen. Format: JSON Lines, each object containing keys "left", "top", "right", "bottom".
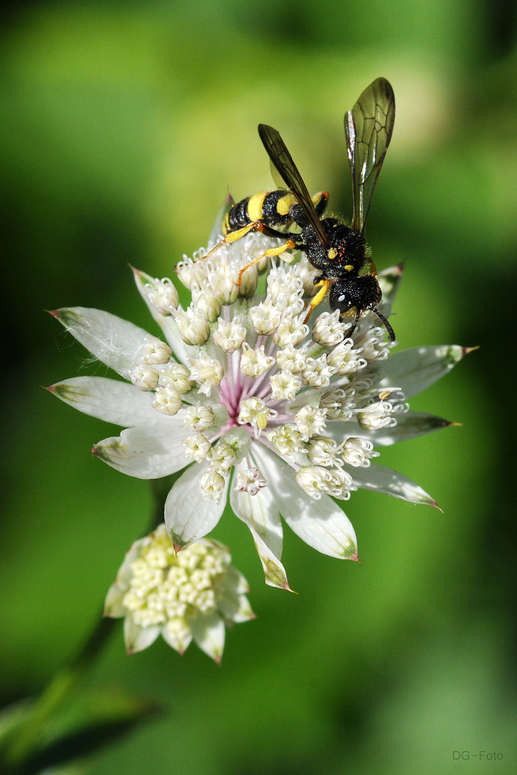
{"left": 247, "top": 191, "right": 269, "bottom": 222}
{"left": 277, "top": 193, "right": 296, "bottom": 216}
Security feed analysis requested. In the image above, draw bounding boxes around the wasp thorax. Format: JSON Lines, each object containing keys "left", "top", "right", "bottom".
{"left": 327, "top": 222, "right": 365, "bottom": 268}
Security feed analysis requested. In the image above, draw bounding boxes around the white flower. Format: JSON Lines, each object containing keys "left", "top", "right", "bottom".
{"left": 49, "top": 217, "right": 469, "bottom": 591}
{"left": 104, "top": 525, "right": 254, "bottom": 662}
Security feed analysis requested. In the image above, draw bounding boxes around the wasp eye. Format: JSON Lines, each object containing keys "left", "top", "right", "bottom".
{"left": 336, "top": 297, "right": 352, "bottom": 314}
{"left": 329, "top": 283, "right": 353, "bottom": 315}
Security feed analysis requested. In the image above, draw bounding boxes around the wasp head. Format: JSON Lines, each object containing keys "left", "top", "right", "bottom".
{"left": 329, "top": 273, "right": 394, "bottom": 341}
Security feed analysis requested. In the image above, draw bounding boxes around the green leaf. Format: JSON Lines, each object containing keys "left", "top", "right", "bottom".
{"left": 0, "top": 688, "right": 162, "bottom": 775}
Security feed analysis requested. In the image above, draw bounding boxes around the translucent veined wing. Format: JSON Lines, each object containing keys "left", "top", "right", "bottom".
{"left": 345, "top": 78, "right": 395, "bottom": 233}
{"left": 258, "top": 124, "right": 328, "bottom": 247}
{"left": 268, "top": 158, "right": 285, "bottom": 191}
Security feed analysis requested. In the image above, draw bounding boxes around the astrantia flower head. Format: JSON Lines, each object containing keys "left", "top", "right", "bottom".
{"left": 104, "top": 525, "right": 253, "bottom": 662}
{"left": 49, "top": 213, "right": 469, "bottom": 590}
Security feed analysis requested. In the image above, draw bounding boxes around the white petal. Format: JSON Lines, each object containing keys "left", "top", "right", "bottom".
{"left": 114, "top": 539, "right": 147, "bottom": 582}
{"left": 48, "top": 377, "right": 158, "bottom": 426}
{"left": 240, "top": 523, "right": 290, "bottom": 591}
{"left": 230, "top": 458, "right": 283, "bottom": 559}
{"left": 94, "top": 417, "right": 191, "bottom": 479}
{"left": 161, "top": 624, "right": 192, "bottom": 654}
{"left": 326, "top": 411, "right": 452, "bottom": 446}
{"left": 124, "top": 617, "right": 160, "bottom": 654}
{"left": 346, "top": 463, "right": 437, "bottom": 506}
{"left": 52, "top": 307, "right": 158, "bottom": 378}
{"left": 103, "top": 583, "right": 127, "bottom": 618}
{"left": 132, "top": 268, "right": 189, "bottom": 365}
{"left": 218, "top": 593, "right": 255, "bottom": 623}
{"left": 216, "top": 570, "right": 255, "bottom": 622}
{"left": 224, "top": 565, "right": 251, "bottom": 595}
{"left": 104, "top": 540, "right": 147, "bottom": 617}
{"left": 230, "top": 460, "right": 290, "bottom": 590}
{"left": 378, "top": 264, "right": 404, "bottom": 307}
{"left": 164, "top": 462, "right": 228, "bottom": 550}
{"left": 252, "top": 444, "right": 358, "bottom": 560}
{"left": 373, "top": 344, "right": 469, "bottom": 398}
{"left": 189, "top": 611, "right": 225, "bottom": 662}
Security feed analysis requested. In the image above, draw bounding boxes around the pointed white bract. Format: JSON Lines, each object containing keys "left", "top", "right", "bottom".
{"left": 105, "top": 526, "right": 253, "bottom": 661}
{"left": 50, "top": 212, "right": 467, "bottom": 585}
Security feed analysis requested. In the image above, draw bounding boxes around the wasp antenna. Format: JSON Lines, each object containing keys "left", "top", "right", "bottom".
{"left": 371, "top": 308, "right": 395, "bottom": 342}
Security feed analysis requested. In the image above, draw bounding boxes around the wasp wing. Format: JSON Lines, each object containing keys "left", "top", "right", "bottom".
{"left": 345, "top": 77, "right": 395, "bottom": 233}
{"left": 268, "top": 158, "right": 285, "bottom": 191}
{"left": 258, "top": 123, "right": 328, "bottom": 246}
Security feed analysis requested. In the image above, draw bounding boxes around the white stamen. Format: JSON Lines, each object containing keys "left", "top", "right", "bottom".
{"left": 198, "top": 469, "right": 226, "bottom": 501}
{"left": 269, "top": 369, "right": 303, "bottom": 400}
{"left": 137, "top": 336, "right": 172, "bottom": 365}
{"left": 174, "top": 307, "right": 211, "bottom": 345}
{"left": 312, "top": 310, "right": 350, "bottom": 347}
{"left": 183, "top": 433, "right": 212, "bottom": 463}
{"left": 250, "top": 301, "right": 281, "bottom": 335}
{"left": 184, "top": 404, "right": 215, "bottom": 431}
{"left": 327, "top": 339, "right": 367, "bottom": 375}
{"left": 267, "top": 424, "right": 305, "bottom": 458}
{"left": 295, "top": 405, "right": 328, "bottom": 438}
{"left": 240, "top": 343, "right": 275, "bottom": 378}
{"left": 238, "top": 397, "right": 276, "bottom": 435}
{"left": 189, "top": 354, "right": 224, "bottom": 396}
{"left": 234, "top": 465, "right": 267, "bottom": 496}
{"left": 144, "top": 277, "right": 179, "bottom": 314}
{"left": 275, "top": 344, "right": 309, "bottom": 374}
{"left": 341, "top": 437, "right": 379, "bottom": 467}
{"left": 158, "top": 363, "right": 193, "bottom": 395}
{"left": 307, "top": 436, "right": 341, "bottom": 466}
{"left": 152, "top": 385, "right": 183, "bottom": 416}
{"left": 358, "top": 400, "right": 397, "bottom": 430}
{"left": 128, "top": 363, "right": 160, "bottom": 391}
{"left": 213, "top": 316, "right": 246, "bottom": 352}
{"left": 302, "top": 354, "right": 336, "bottom": 387}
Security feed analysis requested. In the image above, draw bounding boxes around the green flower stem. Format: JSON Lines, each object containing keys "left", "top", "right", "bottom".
{"left": 4, "top": 616, "right": 120, "bottom": 769}
{"left": 3, "top": 476, "right": 175, "bottom": 772}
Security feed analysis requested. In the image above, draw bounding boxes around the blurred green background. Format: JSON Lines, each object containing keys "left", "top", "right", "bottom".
{"left": 1, "top": 0, "right": 516, "bottom": 772}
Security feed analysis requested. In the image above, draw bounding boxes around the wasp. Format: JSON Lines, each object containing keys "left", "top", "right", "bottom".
{"left": 202, "top": 77, "right": 396, "bottom": 340}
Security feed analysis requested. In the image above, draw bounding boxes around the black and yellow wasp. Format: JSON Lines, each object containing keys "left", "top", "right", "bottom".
{"left": 202, "top": 77, "right": 396, "bottom": 340}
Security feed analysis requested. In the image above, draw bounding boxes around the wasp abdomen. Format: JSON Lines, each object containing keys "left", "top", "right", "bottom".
{"left": 225, "top": 197, "right": 251, "bottom": 233}
{"left": 224, "top": 190, "right": 297, "bottom": 235}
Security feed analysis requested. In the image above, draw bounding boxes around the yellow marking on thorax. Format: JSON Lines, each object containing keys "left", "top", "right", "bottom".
{"left": 223, "top": 212, "right": 231, "bottom": 235}
{"left": 247, "top": 191, "right": 269, "bottom": 222}
{"left": 276, "top": 193, "right": 296, "bottom": 216}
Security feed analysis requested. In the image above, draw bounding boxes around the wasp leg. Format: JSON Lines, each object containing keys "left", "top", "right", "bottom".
{"left": 195, "top": 221, "right": 262, "bottom": 263}
{"left": 236, "top": 238, "right": 297, "bottom": 286}
{"left": 303, "top": 279, "right": 330, "bottom": 323}
{"left": 197, "top": 220, "right": 301, "bottom": 264}
{"left": 342, "top": 307, "right": 361, "bottom": 338}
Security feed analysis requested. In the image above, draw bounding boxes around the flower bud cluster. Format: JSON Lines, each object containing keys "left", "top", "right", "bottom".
{"left": 105, "top": 526, "right": 254, "bottom": 661}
